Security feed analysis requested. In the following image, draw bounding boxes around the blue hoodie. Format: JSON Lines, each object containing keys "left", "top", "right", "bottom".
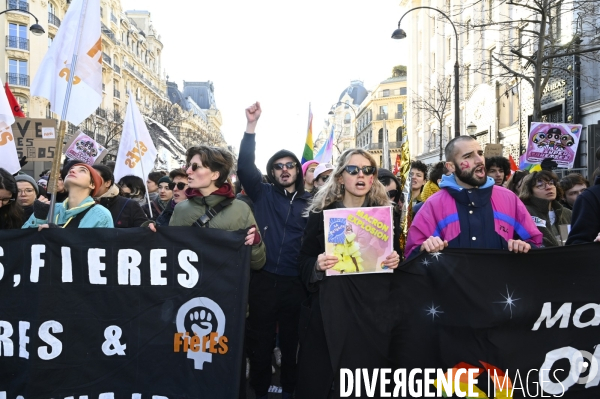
{"left": 237, "top": 133, "right": 311, "bottom": 276}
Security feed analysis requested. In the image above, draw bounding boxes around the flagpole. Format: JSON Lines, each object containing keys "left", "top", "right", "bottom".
{"left": 128, "top": 90, "right": 153, "bottom": 218}
{"left": 47, "top": 0, "right": 91, "bottom": 223}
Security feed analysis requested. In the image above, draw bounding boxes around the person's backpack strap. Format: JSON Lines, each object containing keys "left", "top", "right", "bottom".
{"left": 63, "top": 204, "right": 96, "bottom": 229}
{"left": 193, "top": 198, "right": 235, "bottom": 228}
{"left": 115, "top": 198, "right": 131, "bottom": 225}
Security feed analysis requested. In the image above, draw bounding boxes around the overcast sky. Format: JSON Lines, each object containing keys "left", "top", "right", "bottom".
{"left": 123, "top": 0, "right": 407, "bottom": 171}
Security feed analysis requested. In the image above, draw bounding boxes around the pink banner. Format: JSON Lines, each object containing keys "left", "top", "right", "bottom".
{"left": 525, "top": 122, "right": 582, "bottom": 168}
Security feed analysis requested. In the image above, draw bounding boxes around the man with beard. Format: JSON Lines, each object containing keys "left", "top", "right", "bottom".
{"left": 237, "top": 102, "right": 311, "bottom": 399}
{"left": 405, "top": 136, "right": 542, "bottom": 259}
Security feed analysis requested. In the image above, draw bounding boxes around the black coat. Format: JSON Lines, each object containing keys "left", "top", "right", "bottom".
{"left": 566, "top": 180, "right": 600, "bottom": 245}
{"left": 97, "top": 195, "right": 149, "bottom": 228}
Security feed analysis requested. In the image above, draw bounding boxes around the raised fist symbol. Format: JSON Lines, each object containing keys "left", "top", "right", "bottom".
{"left": 185, "top": 307, "right": 218, "bottom": 338}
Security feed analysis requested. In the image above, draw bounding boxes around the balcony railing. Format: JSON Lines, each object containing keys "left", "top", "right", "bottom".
{"left": 367, "top": 141, "right": 403, "bottom": 150}
{"left": 100, "top": 22, "right": 118, "bottom": 45}
{"left": 96, "top": 107, "right": 107, "bottom": 118}
{"left": 114, "top": 88, "right": 120, "bottom": 99}
{"left": 394, "top": 112, "right": 404, "bottom": 120}
{"left": 376, "top": 113, "right": 388, "bottom": 120}
{"left": 7, "top": 0, "right": 28, "bottom": 12}
{"left": 6, "top": 73, "right": 28, "bottom": 87}
{"left": 114, "top": 64, "right": 121, "bottom": 74}
{"left": 6, "top": 35, "right": 28, "bottom": 50}
{"left": 110, "top": 13, "right": 118, "bottom": 24}
{"left": 48, "top": 12, "right": 61, "bottom": 27}
{"left": 102, "top": 52, "right": 112, "bottom": 65}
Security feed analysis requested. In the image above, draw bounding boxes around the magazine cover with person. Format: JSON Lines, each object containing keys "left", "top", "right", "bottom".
{"left": 323, "top": 206, "right": 394, "bottom": 276}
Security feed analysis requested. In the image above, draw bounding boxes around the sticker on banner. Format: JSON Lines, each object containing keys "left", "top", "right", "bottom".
{"left": 41, "top": 127, "right": 55, "bottom": 139}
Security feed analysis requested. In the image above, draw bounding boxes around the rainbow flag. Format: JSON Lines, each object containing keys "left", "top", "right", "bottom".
{"left": 519, "top": 153, "right": 541, "bottom": 172}
{"left": 301, "top": 103, "right": 313, "bottom": 163}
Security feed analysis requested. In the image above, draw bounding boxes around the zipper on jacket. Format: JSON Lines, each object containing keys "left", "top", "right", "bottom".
{"left": 262, "top": 226, "right": 269, "bottom": 241}
{"left": 275, "top": 191, "right": 298, "bottom": 274}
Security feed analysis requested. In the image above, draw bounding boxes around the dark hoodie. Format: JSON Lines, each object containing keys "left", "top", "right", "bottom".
{"left": 237, "top": 133, "right": 311, "bottom": 276}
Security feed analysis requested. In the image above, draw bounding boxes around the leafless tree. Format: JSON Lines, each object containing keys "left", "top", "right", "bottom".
{"left": 411, "top": 74, "right": 454, "bottom": 161}
{"left": 455, "top": 0, "right": 600, "bottom": 121}
{"left": 177, "top": 125, "right": 225, "bottom": 149}
{"left": 145, "top": 100, "right": 188, "bottom": 132}
{"left": 78, "top": 106, "right": 126, "bottom": 158}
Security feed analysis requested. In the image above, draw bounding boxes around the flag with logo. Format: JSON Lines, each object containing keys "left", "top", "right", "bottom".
{"left": 5, "top": 83, "right": 25, "bottom": 117}
{"left": 301, "top": 103, "right": 313, "bottom": 163}
{"left": 0, "top": 79, "right": 21, "bottom": 173}
{"left": 113, "top": 91, "right": 157, "bottom": 183}
{"left": 30, "top": 0, "right": 102, "bottom": 125}
{"left": 314, "top": 124, "right": 334, "bottom": 164}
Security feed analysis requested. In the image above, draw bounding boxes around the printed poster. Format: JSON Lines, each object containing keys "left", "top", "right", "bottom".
{"left": 323, "top": 206, "right": 393, "bottom": 276}
{"left": 64, "top": 130, "right": 108, "bottom": 165}
{"left": 525, "top": 122, "right": 582, "bottom": 168}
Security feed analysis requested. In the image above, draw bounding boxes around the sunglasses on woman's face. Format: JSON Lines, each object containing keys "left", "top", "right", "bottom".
{"left": 168, "top": 182, "right": 187, "bottom": 190}
{"left": 386, "top": 189, "right": 399, "bottom": 200}
{"left": 344, "top": 165, "right": 376, "bottom": 176}
{"left": 273, "top": 162, "right": 297, "bottom": 170}
{"left": 186, "top": 163, "right": 201, "bottom": 172}
{"left": 318, "top": 175, "right": 330, "bottom": 183}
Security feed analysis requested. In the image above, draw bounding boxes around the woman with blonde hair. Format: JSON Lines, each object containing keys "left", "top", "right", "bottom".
{"left": 296, "top": 148, "right": 401, "bottom": 398}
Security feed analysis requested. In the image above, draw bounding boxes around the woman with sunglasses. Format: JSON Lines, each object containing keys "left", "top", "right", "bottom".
{"left": 151, "top": 169, "right": 188, "bottom": 226}
{"left": 0, "top": 168, "right": 24, "bottom": 229}
{"left": 168, "top": 145, "right": 266, "bottom": 270}
{"left": 518, "top": 170, "right": 572, "bottom": 247}
{"left": 296, "top": 148, "right": 401, "bottom": 398}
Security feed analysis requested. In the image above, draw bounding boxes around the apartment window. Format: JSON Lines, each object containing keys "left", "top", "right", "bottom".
{"left": 380, "top": 105, "right": 388, "bottom": 117}
{"left": 488, "top": 47, "right": 495, "bottom": 82}
{"left": 344, "top": 113, "right": 351, "bottom": 124}
{"left": 397, "top": 103, "right": 404, "bottom": 119}
{"left": 378, "top": 129, "right": 384, "bottom": 143}
{"left": 382, "top": 89, "right": 390, "bottom": 97}
{"left": 48, "top": 2, "right": 56, "bottom": 15}
{"left": 466, "top": 20, "right": 470, "bottom": 44}
{"left": 15, "top": 95, "right": 28, "bottom": 116}
{"left": 400, "top": 87, "right": 407, "bottom": 95}
{"left": 396, "top": 127, "right": 403, "bottom": 142}
{"left": 8, "top": 59, "right": 28, "bottom": 86}
{"left": 8, "top": 23, "right": 28, "bottom": 50}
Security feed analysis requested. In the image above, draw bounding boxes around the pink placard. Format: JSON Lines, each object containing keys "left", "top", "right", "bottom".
{"left": 525, "top": 122, "right": 582, "bottom": 168}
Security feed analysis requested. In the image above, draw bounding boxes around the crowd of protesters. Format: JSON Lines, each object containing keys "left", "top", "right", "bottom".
{"left": 1, "top": 101, "right": 599, "bottom": 398}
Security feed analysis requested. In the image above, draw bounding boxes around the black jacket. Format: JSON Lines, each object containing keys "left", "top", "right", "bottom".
{"left": 566, "top": 178, "right": 600, "bottom": 245}
{"left": 97, "top": 195, "right": 149, "bottom": 228}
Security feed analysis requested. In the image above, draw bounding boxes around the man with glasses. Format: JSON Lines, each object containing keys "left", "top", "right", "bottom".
{"left": 312, "top": 163, "right": 334, "bottom": 190}
{"left": 154, "top": 169, "right": 188, "bottom": 226}
{"left": 238, "top": 102, "right": 311, "bottom": 399}
{"left": 406, "top": 136, "right": 542, "bottom": 258}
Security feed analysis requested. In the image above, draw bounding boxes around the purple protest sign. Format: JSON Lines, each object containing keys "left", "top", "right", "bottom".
{"left": 64, "top": 131, "right": 108, "bottom": 165}
{"left": 525, "top": 122, "right": 582, "bottom": 168}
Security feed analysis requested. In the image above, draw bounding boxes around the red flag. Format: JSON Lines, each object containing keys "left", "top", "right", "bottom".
{"left": 509, "top": 154, "right": 519, "bottom": 173}
{"left": 5, "top": 83, "right": 25, "bottom": 117}
{"left": 392, "top": 154, "right": 401, "bottom": 175}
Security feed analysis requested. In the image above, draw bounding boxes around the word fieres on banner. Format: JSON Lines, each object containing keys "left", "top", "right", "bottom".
{"left": 0, "top": 245, "right": 202, "bottom": 288}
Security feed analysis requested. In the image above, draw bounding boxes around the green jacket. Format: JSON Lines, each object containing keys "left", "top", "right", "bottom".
{"left": 170, "top": 192, "right": 266, "bottom": 270}
{"left": 524, "top": 197, "right": 572, "bottom": 247}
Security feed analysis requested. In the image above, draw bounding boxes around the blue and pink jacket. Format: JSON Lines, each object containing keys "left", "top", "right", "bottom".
{"left": 405, "top": 175, "right": 543, "bottom": 258}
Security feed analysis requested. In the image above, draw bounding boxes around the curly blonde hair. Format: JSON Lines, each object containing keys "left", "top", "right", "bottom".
{"left": 306, "top": 149, "right": 391, "bottom": 214}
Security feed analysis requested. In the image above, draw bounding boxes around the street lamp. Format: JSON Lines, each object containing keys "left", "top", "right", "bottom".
{"left": 392, "top": 6, "right": 460, "bottom": 138}
{"left": 467, "top": 122, "right": 478, "bottom": 135}
{"left": 0, "top": 9, "right": 45, "bottom": 35}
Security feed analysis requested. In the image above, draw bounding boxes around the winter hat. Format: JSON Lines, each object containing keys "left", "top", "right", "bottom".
{"left": 158, "top": 175, "right": 172, "bottom": 185}
{"left": 301, "top": 160, "right": 319, "bottom": 176}
{"left": 70, "top": 163, "right": 103, "bottom": 197}
{"left": 15, "top": 174, "right": 39, "bottom": 196}
{"left": 314, "top": 163, "right": 334, "bottom": 180}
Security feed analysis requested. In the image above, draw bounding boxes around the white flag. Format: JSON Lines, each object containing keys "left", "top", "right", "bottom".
{"left": 113, "top": 91, "right": 157, "bottom": 183}
{"left": 30, "top": 0, "right": 101, "bottom": 125}
{"left": 0, "top": 78, "right": 20, "bottom": 174}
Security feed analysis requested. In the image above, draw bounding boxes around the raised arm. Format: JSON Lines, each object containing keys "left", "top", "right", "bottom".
{"left": 237, "top": 102, "right": 265, "bottom": 201}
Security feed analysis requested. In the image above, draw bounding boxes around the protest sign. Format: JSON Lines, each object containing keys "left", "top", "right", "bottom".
{"left": 484, "top": 143, "right": 503, "bottom": 158}
{"left": 323, "top": 206, "right": 393, "bottom": 275}
{"left": 525, "top": 122, "right": 582, "bottom": 168}
{"left": 0, "top": 227, "right": 249, "bottom": 398}
{"left": 10, "top": 118, "right": 57, "bottom": 161}
{"left": 64, "top": 131, "right": 108, "bottom": 165}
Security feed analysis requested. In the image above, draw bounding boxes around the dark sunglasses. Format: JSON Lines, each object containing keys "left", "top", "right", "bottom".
{"left": 317, "top": 175, "right": 330, "bottom": 183}
{"left": 344, "top": 165, "right": 376, "bottom": 176}
{"left": 168, "top": 182, "right": 187, "bottom": 190}
{"left": 386, "top": 189, "right": 399, "bottom": 200}
{"left": 186, "top": 162, "right": 201, "bottom": 171}
{"left": 273, "top": 162, "right": 297, "bottom": 170}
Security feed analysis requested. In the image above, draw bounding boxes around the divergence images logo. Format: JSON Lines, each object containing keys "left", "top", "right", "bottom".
{"left": 175, "top": 297, "right": 228, "bottom": 370}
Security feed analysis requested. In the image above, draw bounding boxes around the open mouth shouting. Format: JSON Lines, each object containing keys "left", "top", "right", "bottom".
{"left": 474, "top": 165, "right": 486, "bottom": 179}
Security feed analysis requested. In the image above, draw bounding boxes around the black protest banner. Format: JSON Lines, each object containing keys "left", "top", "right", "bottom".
{"left": 0, "top": 227, "right": 250, "bottom": 399}
{"left": 320, "top": 244, "right": 600, "bottom": 398}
